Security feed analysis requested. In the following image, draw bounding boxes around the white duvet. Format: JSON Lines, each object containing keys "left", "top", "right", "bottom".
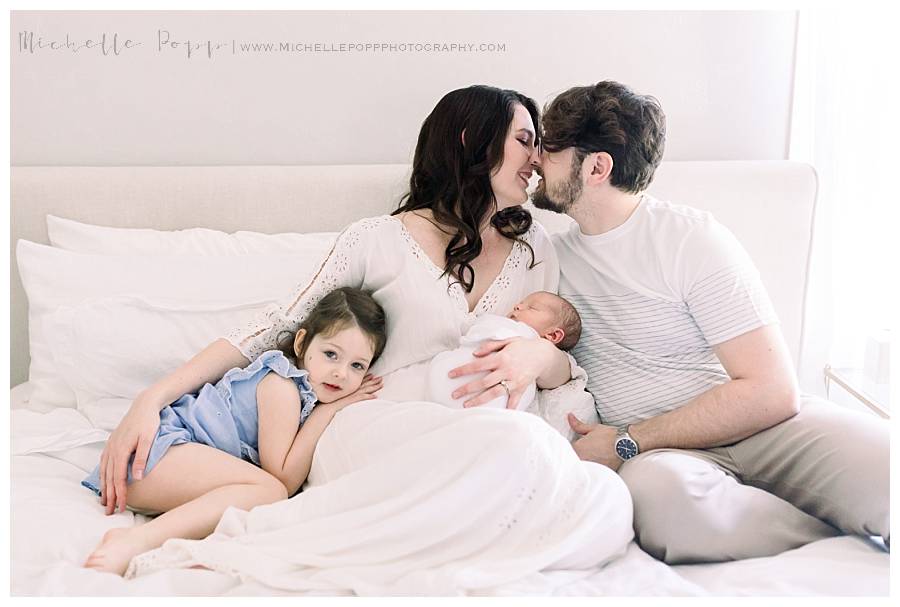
{"left": 123, "top": 400, "right": 633, "bottom": 594}
{"left": 10, "top": 402, "right": 890, "bottom": 596}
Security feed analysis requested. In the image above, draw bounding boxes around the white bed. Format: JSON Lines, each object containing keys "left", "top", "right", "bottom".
{"left": 9, "top": 162, "right": 889, "bottom": 596}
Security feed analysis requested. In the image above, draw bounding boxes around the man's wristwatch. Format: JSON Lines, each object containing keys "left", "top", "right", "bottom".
{"left": 614, "top": 427, "right": 640, "bottom": 462}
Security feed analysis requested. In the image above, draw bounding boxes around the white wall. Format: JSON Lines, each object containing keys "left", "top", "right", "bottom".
{"left": 11, "top": 10, "right": 797, "bottom": 166}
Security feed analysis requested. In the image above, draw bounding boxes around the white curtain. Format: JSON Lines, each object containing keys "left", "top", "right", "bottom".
{"left": 789, "top": 9, "right": 898, "bottom": 382}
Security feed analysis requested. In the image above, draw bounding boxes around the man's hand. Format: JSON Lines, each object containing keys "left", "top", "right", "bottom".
{"left": 327, "top": 374, "right": 383, "bottom": 412}
{"left": 568, "top": 413, "right": 623, "bottom": 472}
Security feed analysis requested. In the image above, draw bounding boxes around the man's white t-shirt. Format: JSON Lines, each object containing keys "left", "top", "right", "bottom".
{"left": 554, "top": 194, "right": 778, "bottom": 427}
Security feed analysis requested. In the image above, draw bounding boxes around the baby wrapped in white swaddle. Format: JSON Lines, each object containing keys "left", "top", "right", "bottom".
{"left": 427, "top": 291, "right": 583, "bottom": 410}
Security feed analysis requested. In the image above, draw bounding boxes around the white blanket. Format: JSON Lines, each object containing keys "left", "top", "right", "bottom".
{"left": 124, "top": 400, "right": 634, "bottom": 595}
{"left": 426, "top": 314, "right": 540, "bottom": 410}
{"left": 9, "top": 405, "right": 889, "bottom": 596}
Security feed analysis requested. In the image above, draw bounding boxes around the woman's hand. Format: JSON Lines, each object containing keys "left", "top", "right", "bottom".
{"left": 326, "top": 374, "right": 383, "bottom": 412}
{"left": 98, "top": 392, "right": 163, "bottom": 515}
{"left": 448, "top": 337, "right": 570, "bottom": 409}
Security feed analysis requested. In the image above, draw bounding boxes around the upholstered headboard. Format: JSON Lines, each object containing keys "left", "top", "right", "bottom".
{"left": 10, "top": 161, "right": 819, "bottom": 390}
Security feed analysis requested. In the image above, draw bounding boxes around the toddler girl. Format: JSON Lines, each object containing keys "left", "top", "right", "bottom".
{"left": 81, "top": 287, "right": 387, "bottom": 575}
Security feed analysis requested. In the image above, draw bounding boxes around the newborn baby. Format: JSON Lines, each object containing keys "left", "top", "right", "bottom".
{"left": 427, "top": 291, "right": 582, "bottom": 410}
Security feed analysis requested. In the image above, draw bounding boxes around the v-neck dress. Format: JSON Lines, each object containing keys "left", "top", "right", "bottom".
{"left": 225, "top": 215, "right": 561, "bottom": 402}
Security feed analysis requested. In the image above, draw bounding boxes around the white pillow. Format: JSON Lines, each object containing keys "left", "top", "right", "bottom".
{"left": 47, "top": 296, "right": 274, "bottom": 428}
{"left": 47, "top": 214, "right": 338, "bottom": 256}
{"left": 16, "top": 240, "right": 327, "bottom": 409}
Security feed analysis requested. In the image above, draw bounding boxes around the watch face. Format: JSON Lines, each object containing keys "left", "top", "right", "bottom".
{"left": 616, "top": 437, "right": 638, "bottom": 460}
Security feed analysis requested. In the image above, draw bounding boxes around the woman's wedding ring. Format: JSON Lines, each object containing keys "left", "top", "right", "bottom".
{"left": 499, "top": 380, "right": 511, "bottom": 396}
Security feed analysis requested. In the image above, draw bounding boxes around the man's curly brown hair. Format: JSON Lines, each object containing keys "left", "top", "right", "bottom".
{"left": 542, "top": 81, "right": 666, "bottom": 193}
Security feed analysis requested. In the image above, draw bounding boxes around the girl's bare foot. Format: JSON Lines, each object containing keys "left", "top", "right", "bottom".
{"left": 83, "top": 527, "right": 156, "bottom": 576}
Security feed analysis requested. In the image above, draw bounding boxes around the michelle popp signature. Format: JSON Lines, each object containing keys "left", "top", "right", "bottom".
{"left": 17, "top": 30, "right": 232, "bottom": 59}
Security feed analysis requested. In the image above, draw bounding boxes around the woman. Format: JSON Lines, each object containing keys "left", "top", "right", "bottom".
{"left": 99, "top": 85, "right": 633, "bottom": 593}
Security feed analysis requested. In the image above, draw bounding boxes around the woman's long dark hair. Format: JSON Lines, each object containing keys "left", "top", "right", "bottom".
{"left": 392, "top": 85, "right": 539, "bottom": 293}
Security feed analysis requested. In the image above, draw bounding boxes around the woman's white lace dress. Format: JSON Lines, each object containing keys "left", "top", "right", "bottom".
{"left": 125, "top": 216, "right": 633, "bottom": 594}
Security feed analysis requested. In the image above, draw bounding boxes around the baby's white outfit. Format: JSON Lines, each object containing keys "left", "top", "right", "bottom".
{"left": 426, "top": 314, "right": 538, "bottom": 410}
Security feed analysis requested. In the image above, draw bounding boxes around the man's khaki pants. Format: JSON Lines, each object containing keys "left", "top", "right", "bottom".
{"left": 618, "top": 396, "right": 890, "bottom": 564}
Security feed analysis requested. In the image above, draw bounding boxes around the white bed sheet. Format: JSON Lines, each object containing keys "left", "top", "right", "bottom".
{"left": 9, "top": 397, "right": 889, "bottom": 596}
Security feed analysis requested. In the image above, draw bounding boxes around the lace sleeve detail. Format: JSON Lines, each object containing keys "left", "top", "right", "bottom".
{"left": 224, "top": 217, "right": 387, "bottom": 362}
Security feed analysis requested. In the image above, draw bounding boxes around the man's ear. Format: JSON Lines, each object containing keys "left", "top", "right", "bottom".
{"left": 293, "top": 329, "right": 308, "bottom": 359}
{"left": 544, "top": 327, "right": 565, "bottom": 346}
{"left": 585, "top": 151, "right": 613, "bottom": 186}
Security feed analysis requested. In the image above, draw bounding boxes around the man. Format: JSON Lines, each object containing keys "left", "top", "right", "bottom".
{"left": 532, "top": 80, "right": 889, "bottom": 564}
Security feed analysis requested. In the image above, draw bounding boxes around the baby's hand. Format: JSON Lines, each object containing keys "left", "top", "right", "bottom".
{"left": 329, "top": 374, "right": 383, "bottom": 411}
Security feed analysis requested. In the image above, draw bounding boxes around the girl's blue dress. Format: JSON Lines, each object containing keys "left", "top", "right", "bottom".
{"left": 82, "top": 350, "right": 318, "bottom": 496}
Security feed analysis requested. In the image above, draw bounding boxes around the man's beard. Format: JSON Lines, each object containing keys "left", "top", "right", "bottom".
{"left": 531, "top": 160, "right": 583, "bottom": 214}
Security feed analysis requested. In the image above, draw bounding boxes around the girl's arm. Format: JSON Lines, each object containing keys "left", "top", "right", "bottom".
{"left": 256, "top": 373, "right": 381, "bottom": 495}
{"left": 98, "top": 220, "right": 376, "bottom": 515}
{"left": 144, "top": 338, "right": 250, "bottom": 410}
{"left": 99, "top": 338, "right": 249, "bottom": 515}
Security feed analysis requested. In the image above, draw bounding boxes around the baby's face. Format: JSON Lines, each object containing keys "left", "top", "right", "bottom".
{"left": 508, "top": 292, "right": 562, "bottom": 336}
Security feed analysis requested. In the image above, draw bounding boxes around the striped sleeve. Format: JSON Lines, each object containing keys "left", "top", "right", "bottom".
{"left": 686, "top": 263, "right": 778, "bottom": 346}
{"left": 681, "top": 217, "right": 779, "bottom": 346}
